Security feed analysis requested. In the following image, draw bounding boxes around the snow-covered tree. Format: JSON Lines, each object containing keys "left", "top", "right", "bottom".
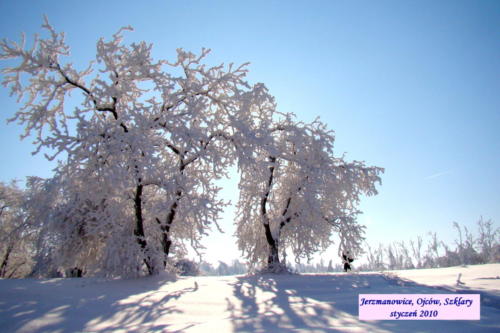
{"left": 236, "top": 114, "right": 383, "bottom": 272}
{"left": 410, "top": 235, "right": 424, "bottom": 268}
{"left": 423, "top": 232, "right": 441, "bottom": 268}
{"left": 0, "top": 18, "right": 268, "bottom": 277}
{"left": 0, "top": 181, "right": 34, "bottom": 278}
{"left": 365, "top": 243, "right": 386, "bottom": 271}
{"left": 327, "top": 259, "right": 334, "bottom": 273}
{"left": 2, "top": 17, "right": 383, "bottom": 277}
{"left": 453, "top": 222, "right": 482, "bottom": 265}
{"left": 476, "top": 217, "right": 499, "bottom": 263}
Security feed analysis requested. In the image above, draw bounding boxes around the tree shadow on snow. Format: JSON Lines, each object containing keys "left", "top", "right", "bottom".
{"left": 227, "top": 273, "right": 500, "bottom": 333}
{"left": 0, "top": 273, "right": 197, "bottom": 333}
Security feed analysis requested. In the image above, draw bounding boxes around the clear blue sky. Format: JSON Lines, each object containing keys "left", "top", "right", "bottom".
{"left": 1, "top": 0, "right": 499, "bottom": 265}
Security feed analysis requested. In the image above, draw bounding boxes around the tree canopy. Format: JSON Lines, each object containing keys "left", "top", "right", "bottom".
{"left": 0, "top": 18, "right": 383, "bottom": 277}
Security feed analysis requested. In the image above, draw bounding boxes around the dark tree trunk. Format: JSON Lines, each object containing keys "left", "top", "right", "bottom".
{"left": 157, "top": 158, "right": 186, "bottom": 268}
{"left": 158, "top": 189, "right": 182, "bottom": 267}
{"left": 260, "top": 156, "right": 282, "bottom": 269}
{"left": 264, "top": 223, "right": 280, "bottom": 267}
{"left": 7, "top": 260, "right": 26, "bottom": 278}
{"left": 68, "top": 267, "right": 83, "bottom": 277}
{"left": 157, "top": 217, "right": 172, "bottom": 267}
{"left": 0, "top": 244, "right": 14, "bottom": 278}
{"left": 134, "top": 184, "right": 154, "bottom": 275}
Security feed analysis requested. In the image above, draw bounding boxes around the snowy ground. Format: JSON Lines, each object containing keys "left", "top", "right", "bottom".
{"left": 1, "top": 264, "right": 499, "bottom": 332}
{"left": 386, "top": 263, "right": 500, "bottom": 295}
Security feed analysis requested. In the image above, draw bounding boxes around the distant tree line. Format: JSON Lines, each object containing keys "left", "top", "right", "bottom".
{"left": 175, "top": 258, "right": 346, "bottom": 276}
{"left": 360, "top": 218, "right": 500, "bottom": 271}
{"left": 173, "top": 258, "right": 247, "bottom": 276}
{"left": 293, "top": 259, "right": 343, "bottom": 274}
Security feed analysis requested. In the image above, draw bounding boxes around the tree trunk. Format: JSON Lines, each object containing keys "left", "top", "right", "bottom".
{"left": 260, "top": 156, "right": 282, "bottom": 270}
{"left": 134, "top": 184, "right": 154, "bottom": 275}
{"left": 0, "top": 244, "right": 14, "bottom": 278}
{"left": 7, "top": 260, "right": 25, "bottom": 278}
{"left": 158, "top": 189, "right": 182, "bottom": 267}
{"left": 158, "top": 222, "right": 172, "bottom": 267}
{"left": 157, "top": 158, "right": 186, "bottom": 268}
{"left": 264, "top": 223, "right": 281, "bottom": 268}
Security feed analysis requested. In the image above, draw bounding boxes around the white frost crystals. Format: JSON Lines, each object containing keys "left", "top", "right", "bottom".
{"left": 0, "top": 17, "right": 383, "bottom": 277}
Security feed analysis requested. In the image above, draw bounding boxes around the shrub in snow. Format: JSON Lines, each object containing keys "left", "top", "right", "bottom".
{"left": 174, "top": 259, "right": 200, "bottom": 276}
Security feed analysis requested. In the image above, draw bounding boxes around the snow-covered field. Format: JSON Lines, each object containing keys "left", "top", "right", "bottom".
{"left": 386, "top": 263, "right": 500, "bottom": 296}
{"left": 1, "top": 264, "right": 499, "bottom": 333}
